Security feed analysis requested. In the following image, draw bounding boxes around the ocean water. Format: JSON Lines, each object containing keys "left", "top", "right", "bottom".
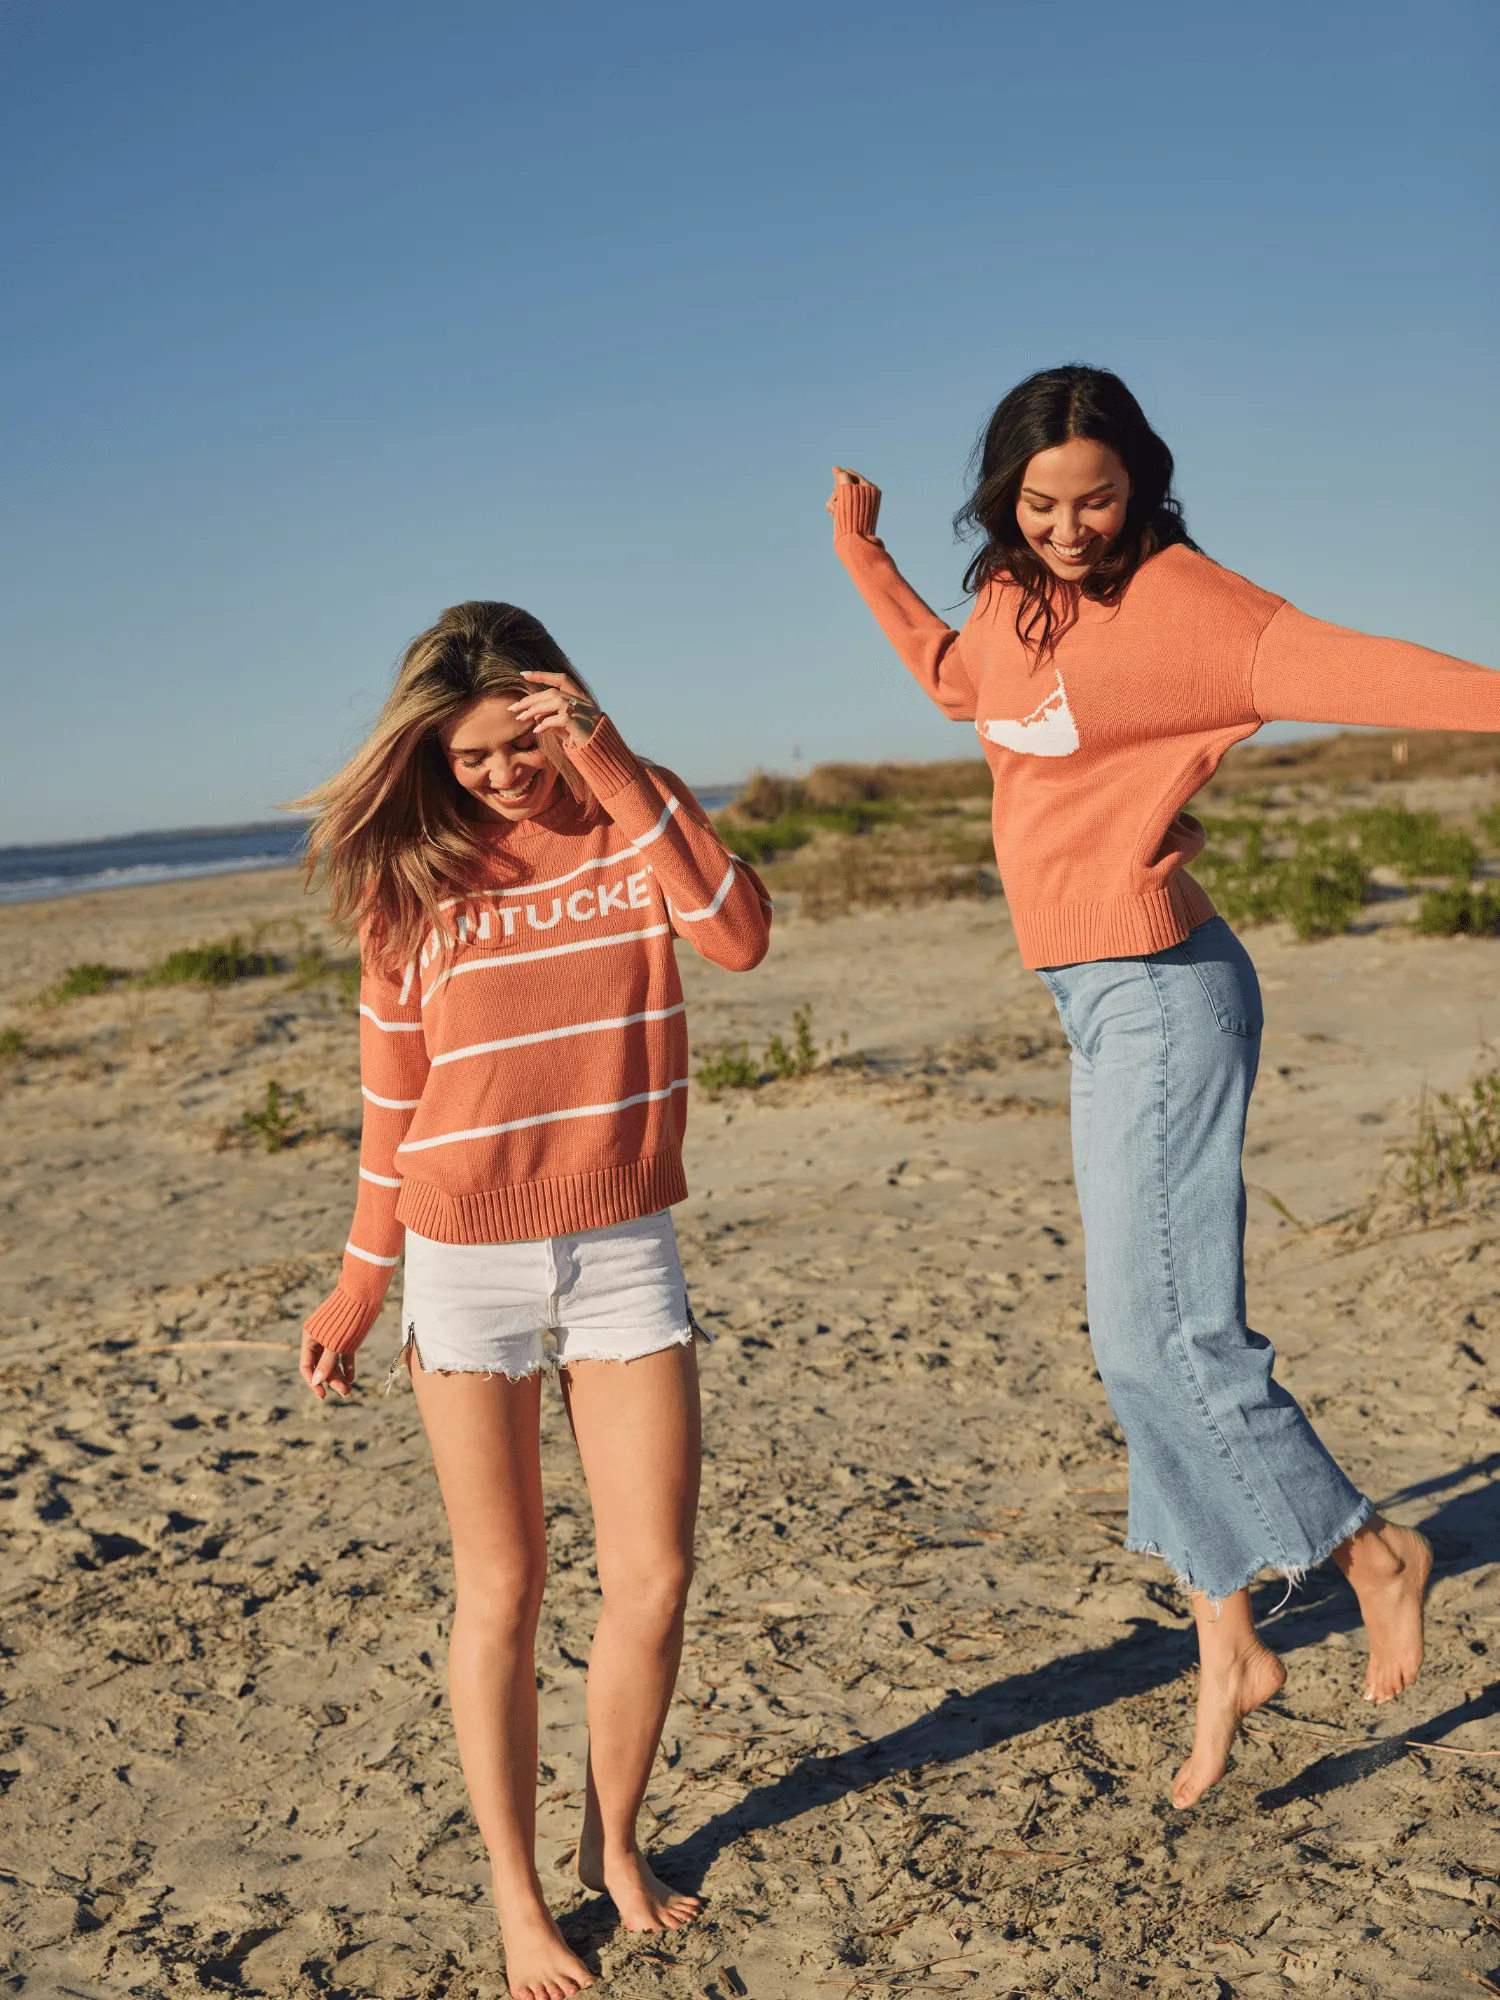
{"left": 2, "top": 788, "right": 741, "bottom": 907}
{"left": 0, "top": 823, "right": 310, "bottom": 906}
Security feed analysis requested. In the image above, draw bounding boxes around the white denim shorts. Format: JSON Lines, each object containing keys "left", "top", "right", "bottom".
{"left": 394, "top": 1209, "right": 697, "bottom": 1384}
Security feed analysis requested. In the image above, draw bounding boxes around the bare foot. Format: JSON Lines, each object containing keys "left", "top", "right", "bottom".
{"left": 577, "top": 1826, "right": 701, "bottom": 1932}
{"left": 495, "top": 1886, "right": 595, "bottom": 2000}
{"left": 1333, "top": 1518, "right": 1433, "bottom": 1703}
{"left": 1172, "top": 1637, "right": 1286, "bottom": 1809}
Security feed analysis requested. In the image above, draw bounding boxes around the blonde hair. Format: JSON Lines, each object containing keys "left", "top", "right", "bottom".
{"left": 294, "top": 601, "right": 596, "bottom": 971}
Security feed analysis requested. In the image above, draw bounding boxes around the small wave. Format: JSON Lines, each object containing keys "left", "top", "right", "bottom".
{"left": 0, "top": 853, "right": 303, "bottom": 907}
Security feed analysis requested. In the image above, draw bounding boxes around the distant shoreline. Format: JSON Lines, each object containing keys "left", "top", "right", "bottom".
{"left": 0, "top": 788, "right": 745, "bottom": 907}
{"left": 0, "top": 818, "right": 304, "bottom": 860}
{"left": 0, "top": 789, "right": 747, "bottom": 860}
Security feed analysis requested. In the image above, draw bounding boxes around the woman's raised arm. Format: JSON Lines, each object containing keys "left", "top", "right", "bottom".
{"left": 510, "top": 673, "right": 772, "bottom": 972}
{"left": 827, "top": 466, "right": 978, "bottom": 722}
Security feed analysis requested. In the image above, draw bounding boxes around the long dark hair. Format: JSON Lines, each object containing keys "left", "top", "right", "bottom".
{"left": 954, "top": 364, "right": 1199, "bottom": 658}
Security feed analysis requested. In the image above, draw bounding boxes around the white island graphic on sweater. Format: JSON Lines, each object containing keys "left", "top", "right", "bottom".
{"left": 978, "top": 670, "right": 1079, "bottom": 757}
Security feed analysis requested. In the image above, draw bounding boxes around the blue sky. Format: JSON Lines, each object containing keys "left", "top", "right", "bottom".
{"left": 1, "top": 0, "right": 1495, "bottom": 843}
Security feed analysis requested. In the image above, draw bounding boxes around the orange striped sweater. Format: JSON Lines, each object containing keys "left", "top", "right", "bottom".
{"left": 303, "top": 718, "right": 772, "bottom": 1356}
{"left": 832, "top": 484, "right": 1500, "bottom": 968}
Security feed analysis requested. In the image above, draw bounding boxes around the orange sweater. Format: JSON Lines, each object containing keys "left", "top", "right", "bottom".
{"left": 833, "top": 484, "right": 1500, "bottom": 968}
{"left": 304, "top": 718, "right": 772, "bottom": 1356}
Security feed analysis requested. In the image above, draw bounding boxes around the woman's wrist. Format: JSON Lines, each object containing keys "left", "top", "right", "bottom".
{"left": 564, "top": 713, "right": 640, "bottom": 800}
{"left": 831, "top": 481, "right": 882, "bottom": 539}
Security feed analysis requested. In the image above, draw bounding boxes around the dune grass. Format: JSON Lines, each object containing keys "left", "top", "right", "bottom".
{"left": 286, "top": 940, "right": 361, "bottom": 1005}
{"left": 1194, "top": 801, "right": 1487, "bottom": 940}
{"left": 718, "top": 760, "right": 996, "bottom": 919}
{"left": 42, "top": 933, "right": 293, "bottom": 1006}
{"left": 236, "top": 1080, "right": 308, "bottom": 1153}
{"left": 1394, "top": 1070, "right": 1500, "bottom": 1218}
{"left": 45, "top": 962, "right": 132, "bottom": 1003}
{"left": 695, "top": 1003, "right": 841, "bottom": 1091}
{"left": 143, "top": 936, "right": 275, "bottom": 987}
{"left": 1413, "top": 885, "right": 1500, "bottom": 936}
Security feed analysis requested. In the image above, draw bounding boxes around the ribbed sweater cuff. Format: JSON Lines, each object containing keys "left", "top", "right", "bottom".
{"left": 304, "top": 1285, "right": 384, "bottom": 1356}
{"left": 568, "top": 715, "right": 642, "bottom": 802}
{"left": 831, "top": 483, "right": 881, "bottom": 539}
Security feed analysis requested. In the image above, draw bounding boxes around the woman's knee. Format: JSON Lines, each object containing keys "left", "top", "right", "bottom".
{"left": 598, "top": 1550, "right": 694, "bottom": 1630}
{"left": 454, "top": 1553, "right": 548, "bottom": 1636}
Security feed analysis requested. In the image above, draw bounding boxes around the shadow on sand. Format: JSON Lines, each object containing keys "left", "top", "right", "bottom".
{"left": 630, "top": 1451, "right": 1500, "bottom": 1895}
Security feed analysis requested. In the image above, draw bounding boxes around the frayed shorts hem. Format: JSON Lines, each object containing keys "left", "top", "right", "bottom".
{"left": 385, "top": 1321, "right": 698, "bottom": 1394}
{"left": 1125, "top": 1494, "right": 1375, "bottom": 1605}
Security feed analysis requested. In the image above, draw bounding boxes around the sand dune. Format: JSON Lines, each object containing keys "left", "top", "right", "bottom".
{"left": 1, "top": 842, "right": 1497, "bottom": 1996}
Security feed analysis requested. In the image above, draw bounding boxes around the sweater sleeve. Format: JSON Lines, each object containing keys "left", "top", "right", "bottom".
{"left": 831, "top": 482, "right": 978, "bottom": 721}
{"left": 303, "top": 944, "right": 431, "bottom": 1358}
{"left": 1252, "top": 601, "right": 1500, "bottom": 730}
{"left": 567, "top": 716, "right": 773, "bottom": 972}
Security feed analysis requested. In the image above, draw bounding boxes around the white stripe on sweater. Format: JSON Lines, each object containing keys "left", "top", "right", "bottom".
{"left": 345, "top": 1241, "right": 400, "bottom": 1267}
{"left": 624, "top": 796, "right": 680, "bottom": 852}
{"left": 421, "top": 923, "right": 670, "bottom": 1001}
{"left": 360, "top": 1004, "right": 424, "bottom": 1033}
{"left": 362, "top": 1085, "right": 423, "bottom": 1109}
{"left": 430, "top": 800, "right": 681, "bottom": 908}
{"left": 437, "top": 848, "right": 637, "bottom": 905}
{"left": 431, "top": 1002, "right": 686, "bottom": 1069}
{"left": 359, "top": 1167, "right": 403, "bottom": 1188}
{"left": 396, "top": 1078, "right": 690, "bottom": 1153}
{"left": 671, "top": 860, "right": 737, "bottom": 923}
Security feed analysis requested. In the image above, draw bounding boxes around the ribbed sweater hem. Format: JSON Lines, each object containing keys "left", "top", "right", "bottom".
{"left": 1018, "top": 874, "right": 1217, "bottom": 970}
{"left": 396, "top": 1153, "right": 688, "bottom": 1244}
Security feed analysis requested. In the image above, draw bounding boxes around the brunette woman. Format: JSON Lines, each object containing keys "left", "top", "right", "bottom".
{"left": 827, "top": 365, "right": 1497, "bottom": 1808}
{"left": 298, "top": 602, "right": 770, "bottom": 1999}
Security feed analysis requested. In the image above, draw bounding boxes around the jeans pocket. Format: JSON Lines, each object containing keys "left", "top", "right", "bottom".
{"left": 1182, "top": 922, "right": 1263, "bottom": 1038}
{"left": 1035, "top": 970, "right": 1076, "bottom": 1047}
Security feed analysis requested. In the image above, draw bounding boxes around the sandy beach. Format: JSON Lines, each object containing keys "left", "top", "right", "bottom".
{"left": 2, "top": 786, "right": 1498, "bottom": 1997}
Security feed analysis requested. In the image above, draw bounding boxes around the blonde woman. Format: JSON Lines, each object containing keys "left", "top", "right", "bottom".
{"left": 298, "top": 602, "right": 771, "bottom": 2000}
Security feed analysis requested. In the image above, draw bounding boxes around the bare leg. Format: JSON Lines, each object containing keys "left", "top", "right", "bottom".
{"left": 561, "top": 1342, "right": 702, "bottom": 1931}
{"left": 411, "top": 1357, "right": 595, "bottom": 2000}
{"left": 1172, "top": 1587, "right": 1287, "bottom": 1809}
{"left": 1332, "top": 1515, "right": 1433, "bottom": 1702}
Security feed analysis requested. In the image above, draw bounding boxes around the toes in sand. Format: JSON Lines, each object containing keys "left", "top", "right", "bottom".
{"left": 496, "top": 1893, "right": 595, "bottom": 2000}
{"left": 1172, "top": 1640, "right": 1286, "bottom": 1810}
{"left": 577, "top": 1838, "right": 701, "bottom": 1932}
{"left": 1335, "top": 1519, "right": 1434, "bottom": 1703}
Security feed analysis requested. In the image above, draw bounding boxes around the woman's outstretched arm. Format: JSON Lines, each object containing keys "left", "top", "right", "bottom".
{"left": 827, "top": 468, "right": 979, "bottom": 721}
{"left": 1251, "top": 601, "right": 1500, "bottom": 730}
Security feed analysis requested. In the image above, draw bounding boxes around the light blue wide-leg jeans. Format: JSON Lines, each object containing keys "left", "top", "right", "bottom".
{"left": 1037, "top": 916, "right": 1372, "bottom": 1602}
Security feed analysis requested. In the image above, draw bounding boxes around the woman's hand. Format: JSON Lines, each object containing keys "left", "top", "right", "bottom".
{"left": 827, "top": 465, "right": 881, "bottom": 521}
{"left": 301, "top": 1327, "right": 356, "bottom": 1400}
{"left": 510, "top": 671, "right": 602, "bottom": 752}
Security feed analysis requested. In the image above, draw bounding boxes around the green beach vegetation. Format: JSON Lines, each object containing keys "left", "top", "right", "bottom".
{"left": 718, "top": 734, "right": 1500, "bottom": 939}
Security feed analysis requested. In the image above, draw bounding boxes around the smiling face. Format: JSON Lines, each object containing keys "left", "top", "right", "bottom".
{"left": 1015, "top": 436, "right": 1132, "bottom": 583}
{"left": 437, "top": 694, "right": 561, "bottom": 823}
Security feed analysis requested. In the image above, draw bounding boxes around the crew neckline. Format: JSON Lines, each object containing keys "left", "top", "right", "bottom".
{"left": 471, "top": 784, "right": 601, "bottom": 844}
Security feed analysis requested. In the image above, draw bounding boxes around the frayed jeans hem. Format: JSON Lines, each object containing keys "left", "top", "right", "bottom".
{"left": 1125, "top": 1494, "right": 1375, "bottom": 1607}
{"left": 384, "top": 1322, "right": 697, "bottom": 1395}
